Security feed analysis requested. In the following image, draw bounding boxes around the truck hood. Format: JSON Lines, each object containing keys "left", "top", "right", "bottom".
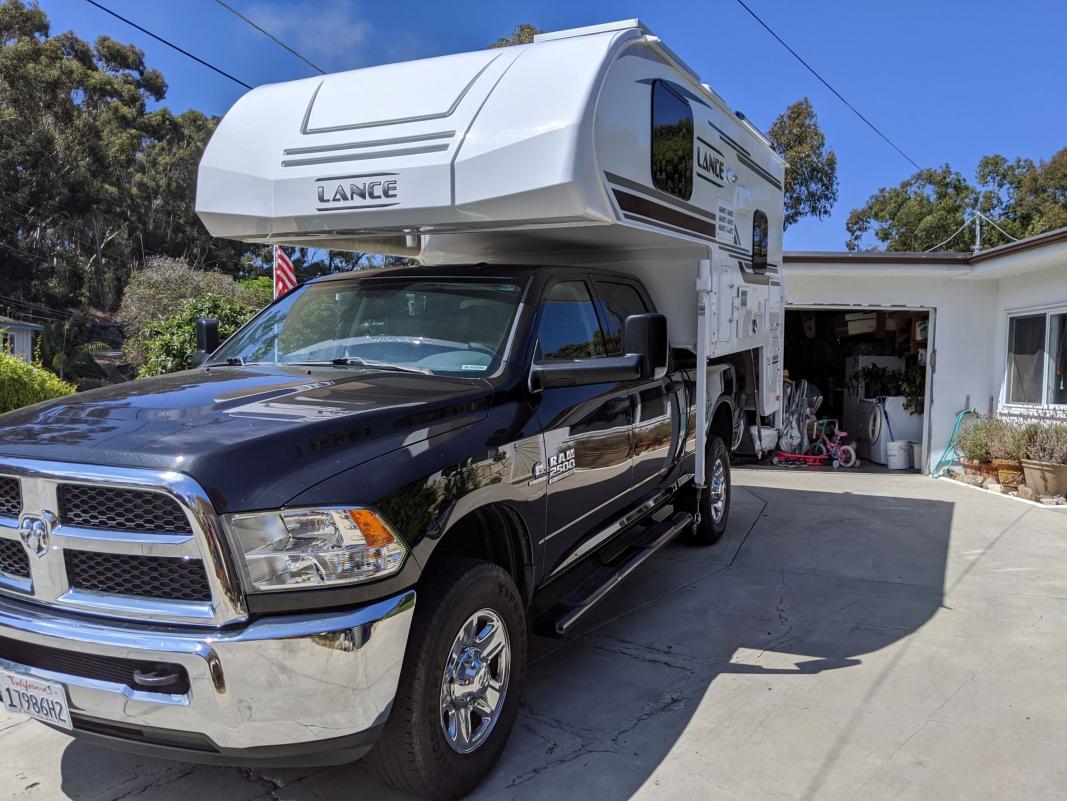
{"left": 0, "top": 366, "right": 492, "bottom": 512}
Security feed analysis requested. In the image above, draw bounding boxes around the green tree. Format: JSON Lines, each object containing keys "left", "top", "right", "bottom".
{"left": 768, "top": 98, "right": 838, "bottom": 229}
{"left": 0, "top": 351, "right": 76, "bottom": 413}
{"left": 846, "top": 150, "right": 1067, "bottom": 252}
{"left": 489, "top": 23, "right": 541, "bottom": 48}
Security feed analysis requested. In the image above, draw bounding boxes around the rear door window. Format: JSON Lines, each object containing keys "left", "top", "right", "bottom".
{"left": 537, "top": 281, "right": 607, "bottom": 361}
{"left": 594, "top": 280, "right": 648, "bottom": 355}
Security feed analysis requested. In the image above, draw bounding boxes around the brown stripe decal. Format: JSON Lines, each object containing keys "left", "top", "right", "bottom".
{"left": 613, "top": 190, "right": 716, "bottom": 239}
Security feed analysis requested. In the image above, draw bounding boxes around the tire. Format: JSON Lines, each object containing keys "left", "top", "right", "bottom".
{"left": 687, "top": 435, "right": 731, "bottom": 546}
{"left": 371, "top": 559, "right": 527, "bottom": 800}
{"left": 837, "top": 444, "right": 857, "bottom": 468}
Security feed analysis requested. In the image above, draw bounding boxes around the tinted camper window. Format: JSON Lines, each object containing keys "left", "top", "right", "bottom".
{"left": 752, "top": 210, "right": 769, "bottom": 271}
{"left": 651, "top": 81, "right": 694, "bottom": 200}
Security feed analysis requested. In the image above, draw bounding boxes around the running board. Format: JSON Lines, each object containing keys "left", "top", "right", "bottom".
{"left": 548, "top": 510, "right": 693, "bottom": 637}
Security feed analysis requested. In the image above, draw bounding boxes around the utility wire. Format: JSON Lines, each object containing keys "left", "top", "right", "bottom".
{"left": 212, "top": 0, "right": 325, "bottom": 74}
{"left": 732, "top": 0, "right": 921, "bottom": 171}
{"left": 81, "top": 0, "right": 253, "bottom": 90}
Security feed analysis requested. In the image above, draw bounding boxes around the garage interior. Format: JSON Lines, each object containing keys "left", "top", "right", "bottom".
{"left": 773, "top": 307, "right": 932, "bottom": 469}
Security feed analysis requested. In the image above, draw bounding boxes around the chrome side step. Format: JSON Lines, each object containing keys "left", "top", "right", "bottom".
{"left": 550, "top": 510, "right": 693, "bottom": 637}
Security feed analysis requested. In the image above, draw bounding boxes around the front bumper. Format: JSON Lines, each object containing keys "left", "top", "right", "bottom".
{"left": 0, "top": 590, "right": 415, "bottom": 764}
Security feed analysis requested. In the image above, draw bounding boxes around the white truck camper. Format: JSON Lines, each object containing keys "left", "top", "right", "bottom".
{"left": 198, "top": 18, "right": 786, "bottom": 499}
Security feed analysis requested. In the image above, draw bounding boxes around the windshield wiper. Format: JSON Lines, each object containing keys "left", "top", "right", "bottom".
{"left": 290, "top": 358, "right": 430, "bottom": 375}
{"left": 203, "top": 357, "right": 251, "bottom": 367}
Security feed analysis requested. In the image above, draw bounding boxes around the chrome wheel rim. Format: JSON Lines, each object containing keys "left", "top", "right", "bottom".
{"left": 710, "top": 458, "right": 727, "bottom": 524}
{"left": 439, "top": 607, "right": 510, "bottom": 754}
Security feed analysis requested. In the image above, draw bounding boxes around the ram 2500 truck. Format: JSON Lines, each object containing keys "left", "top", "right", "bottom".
{"left": 0, "top": 264, "right": 739, "bottom": 799}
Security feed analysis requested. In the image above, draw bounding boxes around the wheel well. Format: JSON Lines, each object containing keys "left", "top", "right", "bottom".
{"left": 424, "top": 505, "right": 533, "bottom": 605}
{"left": 711, "top": 400, "right": 735, "bottom": 451}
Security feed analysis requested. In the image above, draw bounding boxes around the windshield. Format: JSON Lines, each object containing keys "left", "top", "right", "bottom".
{"left": 212, "top": 276, "right": 526, "bottom": 376}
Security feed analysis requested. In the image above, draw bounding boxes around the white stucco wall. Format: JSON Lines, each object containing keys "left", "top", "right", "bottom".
{"left": 781, "top": 268, "right": 999, "bottom": 473}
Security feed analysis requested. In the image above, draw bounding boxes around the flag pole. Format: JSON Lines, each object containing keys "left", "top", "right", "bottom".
{"left": 272, "top": 244, "right": 279, "bottom": 362}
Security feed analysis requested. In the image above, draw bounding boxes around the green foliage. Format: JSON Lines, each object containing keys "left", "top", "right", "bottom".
{"left": 0, "top": 352, "right": 77, "bottom": 414}
{"left": 138, "top": 296, "right": 259, "bottom": 377}
{"left": 489, "top": 23, "right": 541, "bottom": 48}
{"left": 768, "top": 98, "right": 839, "bottom": 229}
{"left": 849, "top": 363, "right": 925, "bottom": 415}
{"left": 0, "top": 0, "right": 256, "bottom": 315}
{"left": 118, "top": 257, "right": 269, "bottom": 367}
{"left": 847, "top": 148, "right": 1067, "bottom": 251}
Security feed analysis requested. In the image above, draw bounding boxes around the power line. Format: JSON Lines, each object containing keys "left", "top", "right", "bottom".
{"left": 81, "top": 0, "right": 253, "bottom": 90}
{"left": 212, "top": 0, "right": 325, "bottom": 75}
{"left": 732, "top": 0, "right": 921, "bottom": 171}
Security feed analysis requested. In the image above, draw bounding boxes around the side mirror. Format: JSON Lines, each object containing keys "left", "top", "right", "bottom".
{"left": 623, "top": 313, "right": 668, "bottom": 380}
{"left": 191, "top": 317, "right": 219, "bottom": 367}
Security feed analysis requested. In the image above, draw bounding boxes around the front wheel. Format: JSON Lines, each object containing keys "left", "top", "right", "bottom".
{"left": 837, "top": 444, "right": 858, "bottom": 468}
{"left": 371, "top": 559, "right": 527, "bottom": 800}
{"left": 687, "top": 435, "right": 731, "bottom": 546}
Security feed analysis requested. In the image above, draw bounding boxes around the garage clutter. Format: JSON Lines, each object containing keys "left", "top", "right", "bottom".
{"left": 950, "top": 414, "right": 1067, "bottom": 505}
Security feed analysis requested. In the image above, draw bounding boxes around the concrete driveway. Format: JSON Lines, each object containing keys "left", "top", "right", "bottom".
{"left": 1, "top": 469, "right": 1064, "bottom": 800}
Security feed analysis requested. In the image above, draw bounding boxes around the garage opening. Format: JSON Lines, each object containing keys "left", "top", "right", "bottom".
{"left": 775, "top": 307, "right": 932, "bottom": 470}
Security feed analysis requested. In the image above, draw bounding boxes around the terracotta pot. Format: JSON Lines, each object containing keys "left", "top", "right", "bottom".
{"left": 979, "top": 461, "right": 999, "bottom": 479}
{"left": 1021, "top": 459, "right": 1067, "bottom": 497}
{"left": 960, "top": 458, "right": 980, "bottom": 476}
{"left": 992, "top": 459, "right": 1024, "bottom": 489}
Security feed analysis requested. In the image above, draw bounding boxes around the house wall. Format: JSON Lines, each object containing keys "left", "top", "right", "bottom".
{"left": 781, "top": 269, "right": 999, "bottom": 473}
{"left": 991, "top": 262, "right": 1067, "bottom": 424}
{"left": 0, "top": 328, "right": 35, "bottom": 362}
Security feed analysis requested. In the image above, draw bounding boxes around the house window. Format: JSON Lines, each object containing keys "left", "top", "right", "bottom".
{"left": 1005, "top": 309, "right": 1067, "bottom": 407}
{"left": 650, "top": 80, "right": 693, "bottom": 200}
{"left": 752, "top": 210, "right": 769, "bottom": 271}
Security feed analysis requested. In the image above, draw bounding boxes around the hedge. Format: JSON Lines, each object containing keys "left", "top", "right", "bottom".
{"left": 0, "top": 352, "right": 77, "bottom": 414}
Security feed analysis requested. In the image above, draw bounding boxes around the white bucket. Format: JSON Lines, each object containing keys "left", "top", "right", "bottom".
{"left": 887, "top": 440, "right": 911, "bottom": 470}
{"left": 749, "top": 425, "right": 778, "bottom": 453}
{"left": 909, "top": 442, "right": 923, "bottom": 471}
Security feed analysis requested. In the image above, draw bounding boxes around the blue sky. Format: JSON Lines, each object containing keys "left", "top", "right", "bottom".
{"left": 39, "top": 0, "right": 1067, "bottom": 252}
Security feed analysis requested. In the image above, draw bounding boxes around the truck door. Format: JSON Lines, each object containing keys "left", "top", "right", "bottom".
{"left": 532, "top": 279, "right": 635, "bottom": 575}
{"left": 592, "top": 279, "right": 676, "bottom": 493}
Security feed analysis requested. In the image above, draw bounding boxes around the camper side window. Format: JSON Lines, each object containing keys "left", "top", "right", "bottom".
{"left": 752, "top": 210, "right": 769, "bottom": 271}
{"left": 651, "top": 81, "right": 694, "bottom": 200}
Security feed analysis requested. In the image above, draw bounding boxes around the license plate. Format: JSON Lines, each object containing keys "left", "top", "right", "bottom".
{"left": 0, "top": 669, "right": 72, "bottom": 730}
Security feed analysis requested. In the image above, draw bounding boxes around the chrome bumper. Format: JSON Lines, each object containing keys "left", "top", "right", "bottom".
{"left": 0, "top": 590, "right": 415, "bottom": 757}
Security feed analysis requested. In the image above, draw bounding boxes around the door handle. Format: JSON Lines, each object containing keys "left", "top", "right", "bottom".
{"left": 605, "top": 398, "right": 630, "bottom": 416}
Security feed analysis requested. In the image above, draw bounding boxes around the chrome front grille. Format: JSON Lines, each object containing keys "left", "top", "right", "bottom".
{"left": 0, "top": 477, "right": 20, "bottom": 518}
{"left": 0, "top": 539, "right": 29, "bottom": 579}
{"left": 64, "top": 550, "right": 212, "bottom": 602}
{"left": 58, "top": 484, "right": 192, "bottom": 534}
{"left": 0, "top": 458, "right": 245, "bottom": 626}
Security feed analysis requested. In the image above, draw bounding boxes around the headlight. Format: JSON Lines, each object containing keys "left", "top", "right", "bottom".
{"left": 223, "top": 507, "right": 407, "bottom": 591}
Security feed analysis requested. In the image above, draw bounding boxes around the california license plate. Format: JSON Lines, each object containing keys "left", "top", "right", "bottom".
{"left": 0, "top": 669, "right": 72, "bottom": 730}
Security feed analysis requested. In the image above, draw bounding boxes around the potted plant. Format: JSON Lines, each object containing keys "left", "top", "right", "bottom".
{"left": 989, "top": 420, "right": 1026, "bottom": 489}
{"left": 955, "top": 416, "right": 994, "bottom": 476}
{"left": 1021, "top": 424, "right": 1067, "bottom": 496}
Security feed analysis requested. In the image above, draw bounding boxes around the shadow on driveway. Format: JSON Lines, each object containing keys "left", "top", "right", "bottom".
{"left": 57, "top": 473, "right": 959, "bottom": 800}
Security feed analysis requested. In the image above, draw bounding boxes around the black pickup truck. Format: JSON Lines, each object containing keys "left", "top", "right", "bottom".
{"left": 0, "top": 264, "right": 738, "bottom": 799}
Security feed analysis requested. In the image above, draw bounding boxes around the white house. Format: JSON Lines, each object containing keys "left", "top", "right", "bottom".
{"left": 0, "top": 316, "right": 42, "bottom": 363}
{"left": 782, "top": 225, "right": 1067, "bottom": 473}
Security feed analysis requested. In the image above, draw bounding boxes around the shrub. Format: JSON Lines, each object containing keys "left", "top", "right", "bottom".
{"left": 0, "top": 353, "right": 77, "bottom": 414}
{"left": 1023, "top": 424, "right": 1067, "bottom": 465}
{"left": 138, "top": 295, "right": 260, "bottom": 377}
{"left": 988, "top": 419, "right": 1026, "bottom": 462}
{"left": 955, "top": 416, "right": 996, "bottom": 462}
{"left": 118, "top": 257, "right": 270, "bottom": 367}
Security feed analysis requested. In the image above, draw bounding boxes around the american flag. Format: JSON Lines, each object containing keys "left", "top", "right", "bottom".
{"left": 273, "top": 245, "right": 297, "bottom": 299}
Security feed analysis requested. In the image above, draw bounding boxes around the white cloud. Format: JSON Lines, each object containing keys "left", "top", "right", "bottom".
{"left": 243, "top": 0, "right": 374, "bottom": 73}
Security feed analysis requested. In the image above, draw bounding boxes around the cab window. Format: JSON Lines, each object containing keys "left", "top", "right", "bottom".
{"left": 537, "top": 281, "right": 607, "bottom": 361}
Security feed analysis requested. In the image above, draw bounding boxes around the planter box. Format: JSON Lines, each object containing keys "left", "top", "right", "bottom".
{"left": 1021, "top": 460, "right": 1067, "bottom": 497}
{"left": 992, "top": 459, "right": 1024, "bottom": 489}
